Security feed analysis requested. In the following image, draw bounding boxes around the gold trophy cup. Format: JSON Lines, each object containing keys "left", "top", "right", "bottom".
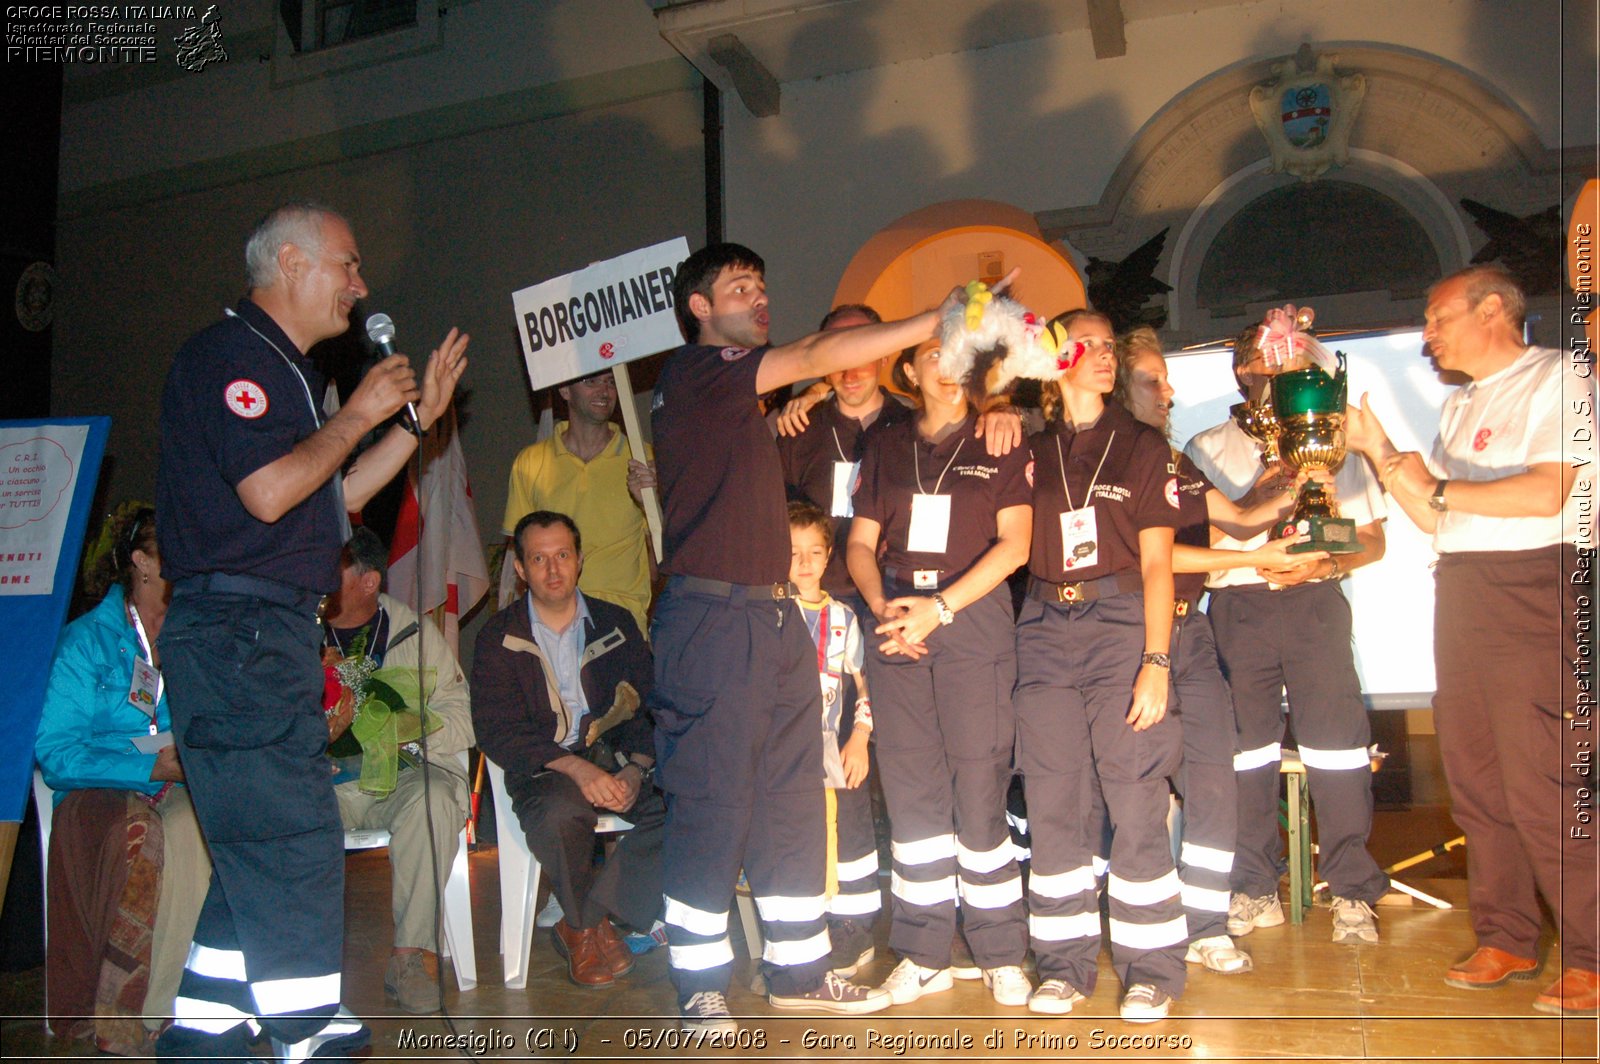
{"left": 1267, "top": 353, "right": 1361, "bottom": 554}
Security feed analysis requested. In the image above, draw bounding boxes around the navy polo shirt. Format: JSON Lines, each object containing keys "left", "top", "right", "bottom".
{"left": 156, "top": 299, "right": 347, "bottom": 593}
{"left": 651, "top": 342, "right": 790, "bottom": 585}
{"left": 1172, "top": 450, "right": 1215, "bottom": 607}
{"left": 776, "top": 388, "right": 915, "bottom": 595}
{"left": 854, "top": 411, "right": 1032, "bottom": 579}
{"left": 1027, "top": 400, "right": 1182, "bottom": 584}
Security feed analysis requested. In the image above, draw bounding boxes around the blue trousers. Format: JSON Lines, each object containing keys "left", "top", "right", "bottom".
{"left": 650, "top": 578, "right": 831, "bottom": 999}
{"left": 156, "top": 589, "right": 349, "bottom": 1060}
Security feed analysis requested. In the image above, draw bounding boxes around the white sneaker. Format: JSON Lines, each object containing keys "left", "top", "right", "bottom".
{"left": 534, "top": 892, "right": 565, "bottom": 929}
{"left": 878, "top": 957, "right": 954, "bottom": 1005}
{"left": 1028, "top": 978, "right": 1087, "bottom": 1015}
{"left": 1119, "top": 982, "right": 1171, "bottom": 1023}
{"left": 1330, "top": 896, "right": 1379, "bottom": 944}
{"left": 983, "top": 965, "right": 1031, "bottom": 1007}
{"left": 1185, "top": 935, "right": 1254, "bottom": 974}
{"left": 1226, "top": 892, "right": 1284, "bottom": 937}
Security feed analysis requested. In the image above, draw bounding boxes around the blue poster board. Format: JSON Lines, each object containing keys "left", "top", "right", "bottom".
{"left": 0, "top": 417, "right": 110, "bottom": 822}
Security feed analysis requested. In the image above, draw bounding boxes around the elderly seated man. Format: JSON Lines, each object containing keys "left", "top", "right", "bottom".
{"left": 472, "top": 509, "right": 664, "bottom": 988}
{"left": 322, "top": 528, "right": 474, "bottom": 1013}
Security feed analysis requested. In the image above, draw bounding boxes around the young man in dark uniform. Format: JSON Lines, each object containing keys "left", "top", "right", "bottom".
{"left": 776, "top": 304, "right": 913, "bottom": 617}
{"left": 649, "top": 243, "right": 960, "bottom": 1031}
{"left": 154, "top": 203, "right": 466, "bottom": 1061}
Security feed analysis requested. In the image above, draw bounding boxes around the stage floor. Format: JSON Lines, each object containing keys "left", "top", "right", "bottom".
{"left": 3, "top": 739, "right": 1595, "bottom": 1061}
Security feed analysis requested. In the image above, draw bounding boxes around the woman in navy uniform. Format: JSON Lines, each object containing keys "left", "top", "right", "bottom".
{"left": 1014, "top": 309, "right": 1185, "bottom": 1021}
{"left": 846, "top": 338, "right": 1034, "bottom": 1008}
{"left": 1113, "top": 328, "right": 1322, "bottom": 977}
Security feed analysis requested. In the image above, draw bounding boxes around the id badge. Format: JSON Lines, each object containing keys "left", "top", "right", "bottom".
{"left": 831, "top": 461, "right": 859, "bottom": 518}
{"left": 129, "top": 659, "right": 161, "bottom": 716}
{"left": 1060, "top": 507, "right": 1100, "bottom": 572}
{"left": 906, "top": 493, "right": 952, "bottom": 555}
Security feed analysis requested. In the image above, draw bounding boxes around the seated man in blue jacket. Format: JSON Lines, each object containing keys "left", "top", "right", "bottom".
{"left": 472, "top": 509, "right": 664, "bottom": 989}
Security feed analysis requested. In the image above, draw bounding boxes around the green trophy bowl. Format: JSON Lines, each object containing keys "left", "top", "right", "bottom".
{"left": 1269, "top": 354, "right": 1362, "bottom": 554}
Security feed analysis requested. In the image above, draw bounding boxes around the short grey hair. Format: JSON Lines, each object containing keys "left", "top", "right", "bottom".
{"left": 1432, "top": 263, "right": 1527, "bottom": 330}
{"left": 244, "top": 202, "right": 342, "bottom": 289}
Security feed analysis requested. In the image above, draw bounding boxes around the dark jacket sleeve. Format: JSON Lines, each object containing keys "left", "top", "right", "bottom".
{"left": 581, "top": 600, "right": 656, "bottom": 761}
{"left": 470, "top": 607, "right": 570, "bottom": 773}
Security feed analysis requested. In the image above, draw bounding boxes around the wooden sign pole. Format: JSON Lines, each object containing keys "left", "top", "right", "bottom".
{"left": 611, "top": 363, "right": 664, "bottom": 562}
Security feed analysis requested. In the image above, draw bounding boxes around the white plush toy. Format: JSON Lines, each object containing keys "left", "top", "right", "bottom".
{"left": 937, "top": 280, "right": 1090, "bottom": 395}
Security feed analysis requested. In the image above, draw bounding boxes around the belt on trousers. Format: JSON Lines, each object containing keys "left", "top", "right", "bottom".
{"left": 882, "top": 565, "right": 945, "bottom": 589}
{"left": 673, "top": 575, "right": 797, "bottom": 601}
{"left": 1027, "top": 571, "right": 1141, "bottom": 605}
{"left": 175, "top": 572, "right": 328, "bottom": 615}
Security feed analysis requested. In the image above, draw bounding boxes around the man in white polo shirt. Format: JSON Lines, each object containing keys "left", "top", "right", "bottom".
{"left": 1347, "top": 263, "right": 1598, "bottom": 1016}
{"left": 1185, "top": 326, "right": 1391, "bottom": 948}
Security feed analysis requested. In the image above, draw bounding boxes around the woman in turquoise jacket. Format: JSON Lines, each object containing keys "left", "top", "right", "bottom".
{"left": 33, "top": 504, "right": 210, "bottom": 1055}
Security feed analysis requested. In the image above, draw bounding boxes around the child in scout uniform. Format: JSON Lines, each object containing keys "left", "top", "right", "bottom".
{"left": 787, "top": 501, "right": 882, "bottom": 978}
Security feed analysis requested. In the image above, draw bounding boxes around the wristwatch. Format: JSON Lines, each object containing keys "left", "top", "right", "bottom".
{"left": 1140, "top": 651, "right": 1172, "bottom": 669}
{"left": 1429, "top": 478, "right": 1449, "bottom": 513}
{"left": 931, "top": 593, "right": 956, "bottom": 626}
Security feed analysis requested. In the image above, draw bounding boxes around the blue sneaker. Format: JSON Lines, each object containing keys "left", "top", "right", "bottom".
{"left": 625, "top": 921, "right": 668, "bottom": 955}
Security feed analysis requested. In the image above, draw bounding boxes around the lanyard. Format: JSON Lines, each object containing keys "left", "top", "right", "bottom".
{"left": 326, "top": 607, "right": 389, "bottom": 662}
{"left": 914, "top": 432, "right": 966, "bottom": 496}
{"left": 127, "top": 601, "right": 164, "bottom": 713}
{"left": 830, "top": 425, "right": 850, "bottom": 463}
{"left": 224, "top": 307, "right": 352, "bottom": 537}
{"left": 223, "top": 306, "right": 322, "bottom": 428}
{"left": 1056, "top": 430, "right": 1116, "bottom": 511}
{"left": 801, "top": 596, "right": 831, "bottom": 674}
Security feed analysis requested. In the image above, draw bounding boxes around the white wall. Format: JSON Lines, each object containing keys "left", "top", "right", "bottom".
{"left": 721, "top": 0, "right": 1585, "bottom": 333}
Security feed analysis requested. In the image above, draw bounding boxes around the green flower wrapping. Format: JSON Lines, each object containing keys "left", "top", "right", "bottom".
{"left": 343, "top": 665, "right": 444, "bottom": 796}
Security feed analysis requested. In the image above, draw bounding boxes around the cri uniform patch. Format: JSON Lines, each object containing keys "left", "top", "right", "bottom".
{"left": 225, "top": 379, "right": 269, "bottom": 419}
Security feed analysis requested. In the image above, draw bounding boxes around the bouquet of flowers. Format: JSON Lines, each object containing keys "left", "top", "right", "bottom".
{"left": 322, "top": 633, "right": 443, "bottom": 797}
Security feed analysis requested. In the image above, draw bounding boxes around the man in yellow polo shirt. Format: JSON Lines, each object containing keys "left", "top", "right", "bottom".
{"left": 503, "top": 370, "right": 654, "bottom": 632}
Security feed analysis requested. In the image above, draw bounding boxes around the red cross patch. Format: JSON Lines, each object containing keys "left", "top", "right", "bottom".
{"left": 1472, "top": 427, "right": 1493, "bottom": 451}
{"left": 1025, "top": 459, "right": 1035, "bottom": 488}
{"left": 225, "top": 379, "right": 269, "bottom": 419}
{"left": 1164, "top": 476, "right": 1181, "bottom": 509}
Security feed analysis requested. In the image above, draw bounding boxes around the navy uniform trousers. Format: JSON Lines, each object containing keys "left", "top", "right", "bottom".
{"left": 867, "top": 584, "right": 1026, "bottom": 970}
{"left": 1170, "top": 612, "right": 1239, "bottom": 943}
{"left": 827, "top": 668, "right": 881, "bottom": 925}
{"left": 155, "top": 588, "right": 360, "bottom": 1062}
{"left": 650, "top": 578, "right": 831, "bottom": 999}
{"left": 1016, "top": 592, "right": 1187, "bottom": 999}
{"left": 1208, "top": 581, "right": 1389, "bottom": 903}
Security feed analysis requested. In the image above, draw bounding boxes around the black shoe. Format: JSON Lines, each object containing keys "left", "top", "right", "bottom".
{"left": 827, "top": 918, "right": 876, "bottom": 977}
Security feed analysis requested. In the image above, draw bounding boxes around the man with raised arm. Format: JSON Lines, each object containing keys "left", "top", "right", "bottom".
{"left": 648, "top": 243, "right": 975, "bottom": 1031}
{"left": 154, "top": 202, "right": 467, "bottom": 1061}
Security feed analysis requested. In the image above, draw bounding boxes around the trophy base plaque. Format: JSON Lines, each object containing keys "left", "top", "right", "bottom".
{"left": 1274, "top": 514, "right": 1362, "bottom": 554}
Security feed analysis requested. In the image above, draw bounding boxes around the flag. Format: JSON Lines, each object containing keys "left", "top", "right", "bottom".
{"left": 387, "top": 408, "right": 491, "bottom": 656}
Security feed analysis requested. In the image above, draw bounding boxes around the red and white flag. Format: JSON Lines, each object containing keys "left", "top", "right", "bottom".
{"left": 388, "top": 408, "right": 491, "bottom": 655}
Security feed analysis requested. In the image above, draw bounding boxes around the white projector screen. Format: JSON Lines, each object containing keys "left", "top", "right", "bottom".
{"left": 1165, "top": 328, "right": 1456, "bottom": 709}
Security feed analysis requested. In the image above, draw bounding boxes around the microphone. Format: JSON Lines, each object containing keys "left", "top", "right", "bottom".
{"left": 365, "top": 313, "right": 423, "bottom": 436}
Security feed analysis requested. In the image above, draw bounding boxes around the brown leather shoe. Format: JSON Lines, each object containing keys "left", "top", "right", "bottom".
{"left": 593, "top": 919, "right": 637, "bottom": 978}
{"left": 1444, "top": 946, "right": 1541, "bottom": 989}
{"left": 1533, "top": 967, "right": 1600, "bottom": 1015}
{"left": 551, "top": 920, "right": 614, "bottom": 988}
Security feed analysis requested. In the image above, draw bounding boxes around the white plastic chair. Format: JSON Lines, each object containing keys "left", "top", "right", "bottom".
{"left": 342, "top": 751, "right": 477, "bottom": 991}
{"left": 32, "top": 769, "right": 56, "bottom": 1034}
{"left": 483, "top": 758, "right": 633, "bottom": 989}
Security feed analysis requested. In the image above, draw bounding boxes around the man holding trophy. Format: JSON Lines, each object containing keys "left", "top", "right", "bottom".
{"left": 1185, "top": 307, "right": 1392, "bottom": 946}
